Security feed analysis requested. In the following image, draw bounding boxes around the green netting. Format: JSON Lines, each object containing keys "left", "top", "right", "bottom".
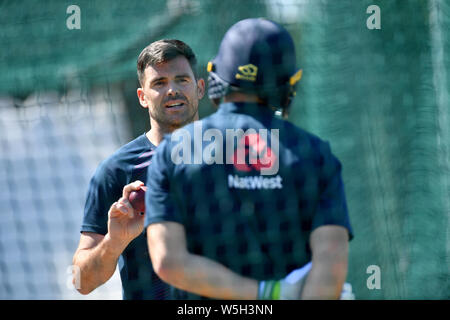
{"left": 292, "top": 0, "right": 450, "bottom": 299}
{"left": 0, "top": 0, "right": 448, "bottom": 299}
{"left": 0, "top": 0, "right": 267, "bottom": 95}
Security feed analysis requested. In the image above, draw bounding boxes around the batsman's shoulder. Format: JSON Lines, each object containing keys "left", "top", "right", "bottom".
{"left": 280, "top": 119, "right": 332, "bottom": 152}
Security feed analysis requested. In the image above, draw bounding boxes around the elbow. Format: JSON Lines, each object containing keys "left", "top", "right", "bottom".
{"left": 152, "top": 252, "right": 184, "bottom": 284}
{"left": 304, "top": 261, "right": 348, "bottom": 300}
{"left": 146, "top": 222, "right": 190, "bottom": 286}
{"left": 306, "top": 225, "right": 349, "bottom": 299}
{"left": 73, "top": 271, "right": 95, "bottom": 295}
{"left": 326, "top": 253, "right": 348, "bottom": 279}
{"left": 71, "top": 259, "right": 93, "bottom": 295}
{"left": 76, "top": 286, "right": 93, "bottom": 296}
{"left": 322, "top": 258, "right": 349, "bottom": 298}
{"left": 330, "top": 262, "right": 348, "bottom": 298}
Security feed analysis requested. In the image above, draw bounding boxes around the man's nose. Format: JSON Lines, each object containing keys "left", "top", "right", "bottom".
{"left": 167, "top": 81, "right": 179, "bottom": 96}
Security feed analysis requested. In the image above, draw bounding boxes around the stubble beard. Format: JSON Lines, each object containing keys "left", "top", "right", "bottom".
{"left": 150, "top": 101, "right": 198, "bottom": 133}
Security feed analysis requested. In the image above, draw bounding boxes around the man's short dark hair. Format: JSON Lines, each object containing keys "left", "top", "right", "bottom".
{"left": 137, "top": 39, "right": 198, "bottom": 85}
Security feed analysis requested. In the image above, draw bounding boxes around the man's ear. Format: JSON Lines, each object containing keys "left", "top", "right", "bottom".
{"left": 137, "top": 88, "right": 148, "bottom": 108}
{"left": 196, "top": 78, "right": 206, "bottom": 100}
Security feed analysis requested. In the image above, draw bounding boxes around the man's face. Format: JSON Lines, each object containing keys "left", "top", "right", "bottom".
{"left": 138, "top": 56, "right": 205, "bottom": 130}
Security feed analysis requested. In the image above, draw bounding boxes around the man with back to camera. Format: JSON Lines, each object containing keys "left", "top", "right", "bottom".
{"left": 145, "top": 18, "right": 354, "bottom": 299}
{"left": 72, "top": 39, "right": 205, "bottom": 299}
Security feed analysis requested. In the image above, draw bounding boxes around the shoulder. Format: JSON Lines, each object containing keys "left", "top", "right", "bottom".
{"left": 112, "top": 133, "right": 154, "bottom": 159}
{"left": 279, "top": 118, "right": 322, "bottom": 141}
{"left": 95, "top": 134, "right": 154, "bottom": 180}
{"left": 273, "top": 118, "right": 333, "bottom": 154}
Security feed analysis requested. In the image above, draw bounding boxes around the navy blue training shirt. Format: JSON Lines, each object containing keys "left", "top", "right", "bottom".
{"left": 81, "top": 133, "right": 172, "bottom": 299}
{"left": 145, "top": 102, "right": 353, "bottom": 299}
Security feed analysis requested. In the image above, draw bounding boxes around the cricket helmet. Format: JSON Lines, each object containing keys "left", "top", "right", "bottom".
{"left": 207, "top": 18, "right": 302, "bottom": 110}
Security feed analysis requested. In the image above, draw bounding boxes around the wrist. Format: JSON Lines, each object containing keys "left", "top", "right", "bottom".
{"left": 103, "top": 233, "right": 130, "bottom": 256}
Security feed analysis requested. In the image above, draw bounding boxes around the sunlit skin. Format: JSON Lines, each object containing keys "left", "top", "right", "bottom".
{"left": 137, "top": 56, "right": 205, "bottom": 146}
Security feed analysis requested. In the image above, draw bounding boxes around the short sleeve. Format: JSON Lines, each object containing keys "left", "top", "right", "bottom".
{"left": 144, "top": 139, "right": 181, "bottom": 228}
{"left": 312, "top": 142, "right": 354, "bottom": 240}
{"left": 81, "top": 163, "right": 121, "bottom": 235}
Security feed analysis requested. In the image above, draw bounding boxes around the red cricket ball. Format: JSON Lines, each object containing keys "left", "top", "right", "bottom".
{"left": 128, "top": 186, "right": 147, "bottom": 213}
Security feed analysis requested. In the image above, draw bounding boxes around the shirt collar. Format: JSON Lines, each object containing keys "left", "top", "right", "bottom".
{"left": 217, "top": 102, "right": 276, "bottom": 119}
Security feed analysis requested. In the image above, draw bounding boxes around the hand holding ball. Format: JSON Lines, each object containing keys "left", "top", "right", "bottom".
{"left": 128, "top": 186, "right": 147, "bottom": 213}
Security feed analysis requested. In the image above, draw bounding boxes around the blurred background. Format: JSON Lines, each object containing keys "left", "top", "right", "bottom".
{"left": 0, "top": 0, "right": 448, "bottom": 299}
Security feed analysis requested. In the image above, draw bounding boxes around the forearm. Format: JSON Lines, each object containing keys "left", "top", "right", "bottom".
{"left": 160, "top": 253, "right": 258, "bottom": 300}
{"left": 149, "top": 222, "right": 258, "bottom": 299}
{"left": 73, "top": 234, "right": 127, "bottom": 294}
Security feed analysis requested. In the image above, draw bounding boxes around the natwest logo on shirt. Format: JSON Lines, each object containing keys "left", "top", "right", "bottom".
{"left": 228, "top": 131, "right": 283, "bottom": 190}
{"left": 228, "top": 174, "right": 283, "bottom": 190}
{"left": 229, "top": 132, "right": 276, "bottom": 173}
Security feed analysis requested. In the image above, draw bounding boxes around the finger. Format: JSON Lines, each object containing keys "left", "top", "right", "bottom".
{"left": 108, "top": 202, "right": 118, "bottom": 218}
{"left": 108, "top": 202, "right": 127, "bottom": 218}
{"left": 118, "top": 197, "right": 133, "bottom": 209}
{"left": 112, "top": 201, "right": 131, "bottom": 217}
{"left": 118, "top": 197, "right": 134, "bottom": 218}
{"left": 122, "top": 180, "right": 145, "bottom": 199}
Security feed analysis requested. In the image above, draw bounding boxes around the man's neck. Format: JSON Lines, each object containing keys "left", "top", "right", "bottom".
{"left": 146, "top": 130, "right": 160, "bottom": 146}
{"left": 146, "top": 126, "right": 176, "bottom": 146}
{"left": 146, "top": 113, "right": 199, "bottom": 146}
{"left": 223, "top": 92, "right": 261, "bottom": 104}
{"left": 222, "top": 92, "right": 283, "bottom": 116}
